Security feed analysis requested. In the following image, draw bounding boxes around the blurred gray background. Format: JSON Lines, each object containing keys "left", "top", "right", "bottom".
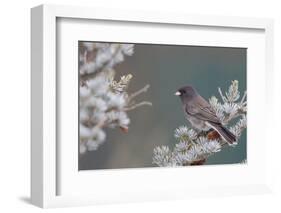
{"left": 79, "top": 44, "right": 247, "bottom": 170}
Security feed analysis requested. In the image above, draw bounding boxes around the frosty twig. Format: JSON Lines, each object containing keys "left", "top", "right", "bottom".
{"left": 128, "top": 84, "right": 150, "bottom": 101}
{"left": 79, "top": 42, "right": 151, "bottom": 153}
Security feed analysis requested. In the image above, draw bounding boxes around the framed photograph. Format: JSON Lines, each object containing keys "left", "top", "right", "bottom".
{"left": 31, "top": 4, "right": 274, "bottom": 208}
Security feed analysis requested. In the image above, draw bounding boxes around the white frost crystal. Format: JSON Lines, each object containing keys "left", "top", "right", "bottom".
{"left": 152, "top": 146, "right": 177, "bottom": 167}
{"left": 79, "top": 43, "right": 135, "bottom": 75}
{"left": 174, "top": 126, "right": 197, "bottom": 141}
{"left": 79, "top": 42, "right": 151, "bottom": 153}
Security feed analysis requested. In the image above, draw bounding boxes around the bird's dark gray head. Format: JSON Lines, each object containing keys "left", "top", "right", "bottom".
{"left": 175, "top": 85, "right": 198, "bottom": 102}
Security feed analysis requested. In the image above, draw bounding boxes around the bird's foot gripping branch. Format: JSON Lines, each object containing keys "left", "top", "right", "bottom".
{"left": 152, "top": 80, "right": 247, "bottom": 167}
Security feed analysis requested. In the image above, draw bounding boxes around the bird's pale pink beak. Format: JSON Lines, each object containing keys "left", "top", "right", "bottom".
{"left": 175, "top": 91, "right": 181, "bottom": 96}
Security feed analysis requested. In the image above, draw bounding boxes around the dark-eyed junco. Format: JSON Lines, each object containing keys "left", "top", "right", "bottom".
{"left": 175, "top": 85, "right": 236, "bottom": 145}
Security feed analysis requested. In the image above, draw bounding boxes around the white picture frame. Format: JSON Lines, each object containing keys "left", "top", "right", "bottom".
{"left": 31, "top": 4, "right": 274, "bottom": 208}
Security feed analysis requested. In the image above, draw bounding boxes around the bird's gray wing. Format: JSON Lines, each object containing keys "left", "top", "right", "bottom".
{"left": 186, "top": 95, "right": 221, "bottom": 124}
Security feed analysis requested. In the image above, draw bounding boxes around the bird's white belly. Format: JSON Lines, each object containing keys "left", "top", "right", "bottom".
{"left": 185, "top": 113, "right": 211, "bottom": 131}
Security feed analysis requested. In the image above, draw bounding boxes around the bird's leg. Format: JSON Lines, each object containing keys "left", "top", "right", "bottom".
{"left": 197, "top": 130, "right": 208, "bottom": 137}
{"left": 206, "top": 129, "right": 214, "bottom": 134}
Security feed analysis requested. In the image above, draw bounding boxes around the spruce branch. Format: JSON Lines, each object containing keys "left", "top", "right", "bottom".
{"left": 128, "top": 84, "right": 150, "bottom": 101}
{"left": 79, "top": 42, "right": 151, "bottom": 153}
{"left": 153, "top": 80, "right": 247, "bottom": 167}
{"left": 124, "top": 101, "right": 152, "bottom": 111}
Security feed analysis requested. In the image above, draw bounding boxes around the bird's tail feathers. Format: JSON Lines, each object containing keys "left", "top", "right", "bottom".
{"left": 207, "top": 122, "right": 237, "bottom": 146}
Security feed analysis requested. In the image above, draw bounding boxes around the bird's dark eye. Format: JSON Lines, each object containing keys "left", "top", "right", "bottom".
{"left": 181, "top": 90, "right": 186, "bottom": 94}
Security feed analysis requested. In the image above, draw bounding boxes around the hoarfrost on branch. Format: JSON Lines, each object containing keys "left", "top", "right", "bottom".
{"left": 153, "top": 80, "right": 247, "bottom": 166}
{"left": 79, "top": 42, "right": 151, "bottom": 153}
